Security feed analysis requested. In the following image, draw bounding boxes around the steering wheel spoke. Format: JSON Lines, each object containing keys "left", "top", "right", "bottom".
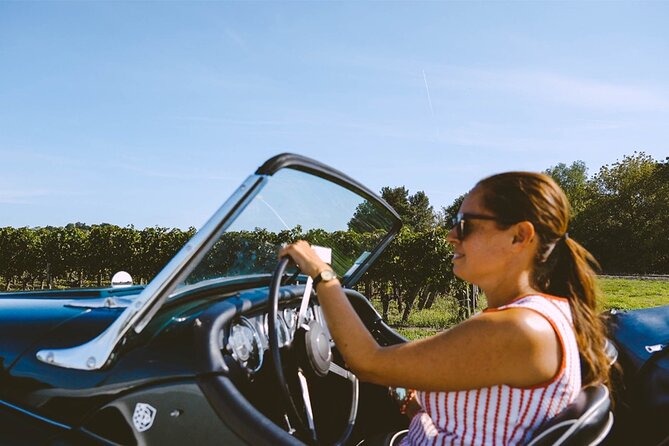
{"left": 297, "top": 370, "right": 318, "bottom": 441}
{"left": 328, "top": 361, "right": 355, "bottom": 382}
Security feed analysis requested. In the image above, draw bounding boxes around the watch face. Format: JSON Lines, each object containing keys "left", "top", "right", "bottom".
{"left": 322, "top": 270, "right": 336, "bottom": 281}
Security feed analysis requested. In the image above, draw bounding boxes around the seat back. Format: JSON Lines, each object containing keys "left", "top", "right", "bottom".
{"left": 526, "top": 384, "right": 613, "bottom": 446}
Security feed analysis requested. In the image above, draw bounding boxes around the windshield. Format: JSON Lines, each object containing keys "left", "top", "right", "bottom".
{"left": 182, "top": 168, "right": 397, "bottom": 287}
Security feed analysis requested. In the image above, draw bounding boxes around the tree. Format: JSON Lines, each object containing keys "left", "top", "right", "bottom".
{"left": 0, "top": 227, "right": 41, "bottom": 290}
{"left": 381, "top": 186, "right": 411, "bottom": 219}
{"left": 65, "top": 226, "right": 89, "bottom": 287}
{"left": 348, "top": 201, "right": 378, "bottom": 233}
{"left": 544, "top": 161, "right": 591, "bottom": 218}
{"left": 574, "top": 152, "right": 667, "bottom": 273}
{"left": 439, "top": 194, "right": 466, "bottom": 229}
{"left": 381, "top": 186, "right": 436, "bottom": 231}
{"left": 348, "top": 201, "right": 395, "bottom": 234}
{"left": 0, "top": 227, "right": 17, "bottom": 288}
{"left": 135, "top": 227, "right": 169, "bottom": 284}
{"left": 652, "top": 157, "right": 669, "bottom": 272}
{"left": 86, "top": 224, "right": 118, "bottom": 286}
{"left": 363, "top": 226, "right": 454, "bottom": 322}
{"left": 407, "top": 191, "right": 436, "bottom": 231}
{"left": 109, "top": 225, "right": 140, "bottom": 279}
{"left": 42, "top": 227, "right": 68, "bottom": 288}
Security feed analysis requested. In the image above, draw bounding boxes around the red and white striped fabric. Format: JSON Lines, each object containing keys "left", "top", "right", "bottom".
{"left": 399, "top": 294, "right": 581, "bottom": 446}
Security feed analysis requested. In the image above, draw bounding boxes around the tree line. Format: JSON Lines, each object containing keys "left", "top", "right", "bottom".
{"left": 0, "top": 223, "right": 195, "bottom": 290}
{"left": 0, "top": 152, "right": 666, "bottom": 322}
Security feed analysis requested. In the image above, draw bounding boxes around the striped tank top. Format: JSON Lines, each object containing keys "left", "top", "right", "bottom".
{"left": 400, "top": 294, "right": 581, "bottom": 446}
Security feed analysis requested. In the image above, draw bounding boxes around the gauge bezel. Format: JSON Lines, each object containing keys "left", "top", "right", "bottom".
{"left": 264, "top": 312, "right": 291, "bottom": 347}
{"left": 227, "top": 316, "right": 264, "bottom": 373}
{"left": 282, "top": 307, "right": 297, "bottom": 331}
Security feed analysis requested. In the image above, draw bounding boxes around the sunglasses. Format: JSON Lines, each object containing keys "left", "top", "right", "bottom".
{"left": 450, "top": 212, "right": 514, "bottom": 240}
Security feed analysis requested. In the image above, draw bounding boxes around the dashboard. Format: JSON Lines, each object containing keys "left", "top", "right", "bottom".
{"left": 224, "top": 302, "right": 327, "bottom": 374}
{"left": 194, "top": 286, "right": 410, "bottom": 445}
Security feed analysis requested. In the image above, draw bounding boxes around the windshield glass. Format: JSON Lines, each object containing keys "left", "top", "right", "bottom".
{"left": 182, "top": 168, "right": 396, "bottom": 287}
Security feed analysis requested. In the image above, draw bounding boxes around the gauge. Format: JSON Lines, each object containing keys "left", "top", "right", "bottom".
{"left": 283, "top": 308, "right": 297, "bottom": 331}
{"left": 305, "top": 306, "right": 315, "bottom": 322}
{"left": 264, "top": 313, "right": 291, "bottom": 346}
{"left": 228, "top": 317, "right": 263, "bottom": 373}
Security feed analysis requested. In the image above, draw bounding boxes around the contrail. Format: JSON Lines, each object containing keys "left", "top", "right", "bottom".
{"left": 422, "top": 69, "right": 435, "bottom": 117}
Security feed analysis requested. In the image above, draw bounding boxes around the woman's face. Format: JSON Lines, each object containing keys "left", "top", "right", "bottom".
{"left": 446, "top": 188, "right": 517, "bottom": 287}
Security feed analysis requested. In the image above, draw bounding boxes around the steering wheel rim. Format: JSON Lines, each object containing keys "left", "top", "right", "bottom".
{"left": 268, "top": 257, "right": 359, "bottom": 446}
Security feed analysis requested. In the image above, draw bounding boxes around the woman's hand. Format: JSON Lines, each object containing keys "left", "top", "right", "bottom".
{"left": 390, "top": 387, "right": 421, "bottom": 419}
{"left": 404, "top": 392, "right": 422, "bottom": 419}
{"left": 278, "top": 240, "right": 331, "bottom": 279}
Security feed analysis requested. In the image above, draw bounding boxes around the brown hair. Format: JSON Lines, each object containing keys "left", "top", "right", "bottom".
{"left": 476, "top": 172, "right": 610, "bottom": 389}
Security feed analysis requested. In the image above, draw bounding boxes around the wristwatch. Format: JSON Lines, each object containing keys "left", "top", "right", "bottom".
{"left": 312, "top": 269, "right": 337, "bottom": 288}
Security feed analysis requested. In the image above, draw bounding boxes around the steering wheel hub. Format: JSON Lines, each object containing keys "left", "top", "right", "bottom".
{"left": 300, "top": 321, "right": 332, "bottom": 377}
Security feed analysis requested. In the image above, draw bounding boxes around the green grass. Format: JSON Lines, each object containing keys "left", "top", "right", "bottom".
{"left": 375, "top": 296, "right": 458, "bottom": 327}
{"left": 372, "top": 294, "right": 488, "bottom": 340}
{"left": 395, "top": 327, "right": 442, "bottom": 340}
{"left": 373, "top": 277, "right": 669, "bottom": 340}
{"left": 600, "top": 278, "right": 669, "bottom": 310}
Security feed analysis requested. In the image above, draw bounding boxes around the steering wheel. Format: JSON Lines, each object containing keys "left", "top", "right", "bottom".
{"left": 268, "top": 257, "right": 359, "bottom": 446}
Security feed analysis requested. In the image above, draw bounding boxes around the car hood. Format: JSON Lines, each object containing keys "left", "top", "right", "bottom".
{"left": 0, "top": 287, "right": 143, "bottom": 373}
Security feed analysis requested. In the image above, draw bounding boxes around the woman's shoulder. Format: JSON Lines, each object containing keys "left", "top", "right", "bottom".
{"left": 476, "top": 302, "right": 558, "bottom": 336}
{"left": 496, "top": 293, "right": 568, "bottom": 308}
{"left": 483, "top": 294, "right": 569, "bottom": 318}
{"left": 465, "top": 307, "right": 563, "bottom": 387}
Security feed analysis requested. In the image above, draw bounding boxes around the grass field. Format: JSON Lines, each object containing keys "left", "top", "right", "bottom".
{"left": 374, "top": 277, "right": 669, "bottom": 340}
{"left": 600, "top": 278, "right": 669, "bottom": 310}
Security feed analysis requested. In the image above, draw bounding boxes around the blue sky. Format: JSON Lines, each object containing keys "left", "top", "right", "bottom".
{"left": 1, "top": 1, "right": 667, "bottom": 229}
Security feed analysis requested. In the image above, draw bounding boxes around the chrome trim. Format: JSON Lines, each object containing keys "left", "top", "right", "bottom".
{"left": 64, "top": 296, "right": 134, "bottom": 309}
{"left": 348, "top": 377, "right": 359, "bottom": 428}
{"left": 328, "top": 362, "right": 352, "bottom": 380}
{"left": 592, "top": 412, "right": 614, "bottom": 446}
{"left": 604, "top": 338, "right": 619, "bottom": 365}
{"left": 36, "top": 175, "right": 267, "bottom": 370}
{"left": 553, "top": 385, "right": 610, "bottom": 446}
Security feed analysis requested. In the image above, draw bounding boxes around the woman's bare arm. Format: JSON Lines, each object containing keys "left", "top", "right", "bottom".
{"left": 279, "top": 241, "right": 561, "bottom": 392}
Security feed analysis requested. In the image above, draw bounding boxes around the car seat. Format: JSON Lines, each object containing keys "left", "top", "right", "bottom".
{"left": 526, "top": 384, "right": 613, "bottom": 446}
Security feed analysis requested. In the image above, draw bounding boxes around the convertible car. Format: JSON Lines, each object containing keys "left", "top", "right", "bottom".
{"left": 0, "top": 154, "right": 663, "bottom": 445}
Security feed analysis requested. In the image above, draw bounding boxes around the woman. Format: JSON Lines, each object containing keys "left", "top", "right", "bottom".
{"left": 279, "top": 172, "right": 610, "bottom": 445}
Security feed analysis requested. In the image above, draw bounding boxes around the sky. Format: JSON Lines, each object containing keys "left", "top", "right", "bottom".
{"left": 1, "top": 1, "right": 667, "bottom": 229}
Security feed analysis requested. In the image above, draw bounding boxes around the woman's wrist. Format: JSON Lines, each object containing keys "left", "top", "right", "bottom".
{"left": 310, "top": 267, "right": 332, "bottom": 280}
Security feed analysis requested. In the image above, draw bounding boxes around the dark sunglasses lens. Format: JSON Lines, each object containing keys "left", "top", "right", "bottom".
{"left": 459, "top": 219, "right": 466, "bottom": 239}
{"left": 450, "top": 216, "right": 465, "bottom": 240}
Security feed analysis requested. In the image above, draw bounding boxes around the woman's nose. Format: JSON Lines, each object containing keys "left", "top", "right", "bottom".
{"left": 445, "top": 226, "right": 459, "bottom": 244}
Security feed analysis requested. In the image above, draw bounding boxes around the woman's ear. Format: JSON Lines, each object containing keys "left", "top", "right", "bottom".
{"left": 512, "top": 221, "right": 536, "bottom": 246}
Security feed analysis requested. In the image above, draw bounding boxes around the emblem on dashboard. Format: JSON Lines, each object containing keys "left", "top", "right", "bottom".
{"left": 132, "top": 402, "right": 157, "bottom": 432}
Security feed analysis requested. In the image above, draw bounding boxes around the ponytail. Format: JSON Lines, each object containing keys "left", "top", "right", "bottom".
{"left": 545, "top": 237, "right": 610, "bottom": 388}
